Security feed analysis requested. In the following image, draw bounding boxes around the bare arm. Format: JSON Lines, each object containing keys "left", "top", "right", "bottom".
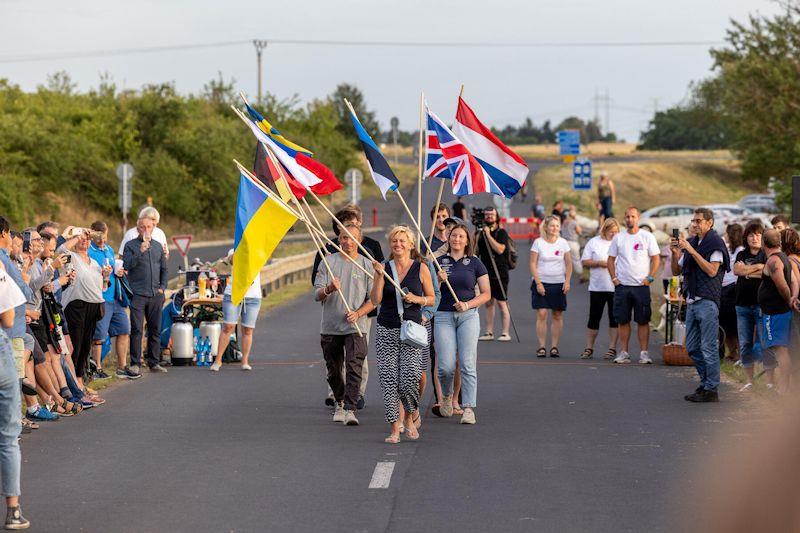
{"left": 467, "top": 275, "right": 492, "bottom": 310}
{"left": 369, "top": 262, "right": 385, "bottom": 307}
{"left": 563, "top": 251, "right": 573, "bottom": 292}
{"left": 607, "top": 256, "right": 617, "bottom": 284}
{"left": 530, "top": 251, "right": 541, "bottom": 284}
{"left": 648, "top": 253, "right": 661, "bottom": 281}
{"left": 481, "top": 229, "right": 507, "bottom": 255}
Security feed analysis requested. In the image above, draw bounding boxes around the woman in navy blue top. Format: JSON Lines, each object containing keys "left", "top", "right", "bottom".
{"left": 370, "top": 226, "right": 435, "bottom": 443}
{"left": 433, "top": 223, "right": 491, "bottom": 425}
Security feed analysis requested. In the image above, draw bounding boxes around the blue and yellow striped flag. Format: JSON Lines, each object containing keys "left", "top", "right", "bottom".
{"left": 245, "top": 103, "right": 313, "bottom": 156}
{"left": 232, "top": 171, "right": 297, "bottom": 305}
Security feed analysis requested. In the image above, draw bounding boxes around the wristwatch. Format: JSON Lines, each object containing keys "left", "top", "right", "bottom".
{"left": 646, "top": 276, "right": 655, "bottom": 283}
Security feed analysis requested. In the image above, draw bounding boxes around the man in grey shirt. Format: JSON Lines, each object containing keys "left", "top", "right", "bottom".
{"left": 314, "top": 226, "right": 374, "bottom": 426}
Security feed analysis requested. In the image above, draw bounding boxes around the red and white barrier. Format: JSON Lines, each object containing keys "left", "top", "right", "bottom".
{"left": 500, "top": 217, "right": 540, "bottom": 240}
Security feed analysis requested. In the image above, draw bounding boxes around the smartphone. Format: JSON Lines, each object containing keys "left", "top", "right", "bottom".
{"left": 62, "top": 254, "right": 72, "bottom": 264}
{"left": 672, "top": 228, "right": 679, "bottom": 239}
{"left": 22, "top": 231, "right": 31, "bottom": 253}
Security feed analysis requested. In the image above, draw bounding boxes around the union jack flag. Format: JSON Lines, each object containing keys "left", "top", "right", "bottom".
{"left": 426, "top": 107, "right": 503, "bottom": 197}
{"left": 424, "top": 114, "right": 451, "bottom": 179}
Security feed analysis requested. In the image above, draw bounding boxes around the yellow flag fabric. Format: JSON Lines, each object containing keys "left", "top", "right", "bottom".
{"left": 232, "top": 171, "right": 297, "bottom": 306}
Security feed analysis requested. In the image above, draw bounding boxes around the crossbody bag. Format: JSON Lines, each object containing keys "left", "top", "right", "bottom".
{"left": 390, "top": 260, "right": 428, "bottom": 349}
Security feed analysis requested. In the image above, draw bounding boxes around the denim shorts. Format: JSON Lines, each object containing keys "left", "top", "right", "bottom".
{"left": 222, "top": 294, "right": 262, "bottom": 329}
{"left": 93, "top": 299, "right": 131, "bottom": 341}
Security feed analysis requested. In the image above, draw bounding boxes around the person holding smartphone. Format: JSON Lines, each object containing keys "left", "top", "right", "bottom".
{"left": 123, "top": 217, "right": 169, "bottom": 375}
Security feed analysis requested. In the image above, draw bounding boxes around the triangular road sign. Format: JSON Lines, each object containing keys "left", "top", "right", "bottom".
{"left": 172, "top": 235, "right": 193, "bottom": 257}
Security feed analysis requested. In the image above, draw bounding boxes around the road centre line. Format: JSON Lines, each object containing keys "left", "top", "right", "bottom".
{"left": 368, "top": 462, "right": 396, "bottom": 489}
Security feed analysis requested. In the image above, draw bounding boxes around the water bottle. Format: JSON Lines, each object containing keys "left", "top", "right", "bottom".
{"left": 198, "top": 337, "right": 207, "bottom": 365}
{"left": 202, "top": 337, "right": 211, "bottom": 366}
{"left": 193, "top": 336, "right": 200, "bottom": 364}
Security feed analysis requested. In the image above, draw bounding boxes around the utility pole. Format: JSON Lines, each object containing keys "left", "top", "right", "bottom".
{"left": 594, "top": 87, "right": 599, "bottom": 126}
{"left": 253, "top": 40, "right": 268, "bottom": 103}
{"left": 604, "top": 88, "right": 610, "bottom": 138}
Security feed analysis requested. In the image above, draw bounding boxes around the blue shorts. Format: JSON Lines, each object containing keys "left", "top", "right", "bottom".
{"left": 93, "top": 299, "right": 131, "bottom": 341}
{"left": 222, "top": 294, "right": 262, "bottom": 329}
{"left": 613, "top": 285, "right": 652, "bottom": 326}
{"left": 761, "top": 311, "right": 792, "bottom": 348}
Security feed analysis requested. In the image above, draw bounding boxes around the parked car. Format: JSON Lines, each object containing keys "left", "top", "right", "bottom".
{"left": 702, "top": 203, "right": 772, "bottom": 229}
{"left": 639, "top": 204, "right": 695, "bottom": 233}
{"left": 738, "top": 194, "right": 779, "bottom": 214}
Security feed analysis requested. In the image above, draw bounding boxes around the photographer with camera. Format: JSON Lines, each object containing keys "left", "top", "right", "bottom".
{"left": 474, "top": 207, "right": 511, "bottom": 342}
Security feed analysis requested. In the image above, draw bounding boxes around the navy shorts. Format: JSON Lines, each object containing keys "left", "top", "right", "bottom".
{"left": 762, "top": 311, "right": 792, "bottom": 348}
{"left": 93, "top": 299, "right": 131, "bottom": 341}
{"left": 531, "top": 282, "right": 567, "bottom": 311}
{"left": 613, "top": 285, "right": 651, "bottom": 325}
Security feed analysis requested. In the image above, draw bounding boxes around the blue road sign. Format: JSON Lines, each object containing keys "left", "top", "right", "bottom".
{"left": 572, "top": 159, "right": 592, "bottom": 190}
{"left": 557, "top": 129, "right": 581, "bottom": 155}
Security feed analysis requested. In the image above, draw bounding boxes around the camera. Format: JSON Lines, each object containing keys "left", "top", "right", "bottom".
{"left": 471, "top": 207, "right": 486, "bottom": 229}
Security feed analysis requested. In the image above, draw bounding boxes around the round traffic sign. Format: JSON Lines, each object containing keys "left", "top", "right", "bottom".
{"left": 344, "top": 168, "right": 363, "bottom": 185}
{"left": 116, "top": 163, "right": 135, "bottom": 180}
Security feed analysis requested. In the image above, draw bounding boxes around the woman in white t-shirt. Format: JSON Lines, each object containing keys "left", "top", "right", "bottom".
{"left": 210, "top": 249, "right": 263, "bottom": 372}
{"left": 529, "top": 215, "right": 572, "bottom": 358}
{"left": 580, "top": 218, "right": 620, "bottom": 359}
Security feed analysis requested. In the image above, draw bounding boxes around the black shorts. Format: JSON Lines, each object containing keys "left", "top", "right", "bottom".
{"left": 719, "top": 284, "right": 738, "bottom": 340}
{"left": 613, "top": 285, "right": 652, "bottom": 325}
{"left": 26, "top": 328, "right": 47, "bottom": 365}
{"left": 489, "top": 274, "right": 509, "bottom": 302}
{"left": 29, "top": 321, "right": 51, "bottom": 352}
{"left": 531, "top": 282, "right": 567, "bottom": 311}
{"left": 588, "top": 291, "right": 618, "bottom": 329}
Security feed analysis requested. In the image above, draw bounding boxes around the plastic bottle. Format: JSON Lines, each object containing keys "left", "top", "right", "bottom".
{"left": 198, "top": 272, "right": 208, "bottom": 299}
{"left": 193, "top": 336, "right": 200, "bottom": 364}
{"left": 199, "top": 337, "right": 207, "bottom": 365}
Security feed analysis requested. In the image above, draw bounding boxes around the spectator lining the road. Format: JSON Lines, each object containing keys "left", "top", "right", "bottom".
{"left": 581, "top": 218, "right": 620, "bottom": 359}
{"left": 721, "top": 224, "right": 744, "bottom": 360}
{"left": 560, "top": 205, "right": 583, "bottom": 276}
{"left": 597, "top": 171, "right": 615, "bottom": 225}
{"left": 370, "top": 226, "right": 435, "bottom": 444}
{"left": 118, "top": 207, "right": 169, "bottom": 258}
{"left": 671, "top": 207, "right": 729, "bottom": 403}
{"left": 733, "top": 222, "right": 773, "bottom": 391}
{"left": 530, "top": 215, "right": 572, "bottom": 357}
{"left": 210, "top": 249, "right": 262, "bottom": 372}
{"left": 779, "top": 228, "right": 800, "bottom": 394}
{"left": 0, "top": 261, "right": 31, "bottom": 530}
{"left": 434, "top": 223, "right": 490, "bottom": 424}
{"left": 475, "top": 207, "right": 511, "bottom": 342}
{"left": 123, "top": 217, "right": 169, "bottom": 374}
{"left": 314, "top": 226, "right": 374, "bottom": 426}
{"left": 607, "top": 207, "right": 660, "bottom": 364}
{"left": 770, "top": 214, "right": 789, "bottom": 232}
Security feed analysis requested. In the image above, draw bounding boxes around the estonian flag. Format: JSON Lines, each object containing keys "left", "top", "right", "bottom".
{"left": 347, "top": 101, "right": 399, "bottom": 200}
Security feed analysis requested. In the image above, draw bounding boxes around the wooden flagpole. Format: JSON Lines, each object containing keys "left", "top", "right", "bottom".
{"left": 262, "top": 148, "right": 364, "bottom": 337}
{"left": 416, "top": 91, "right": 425, "bottom": 244}
{"left": 427, "top": 179, "right": 446, "bottom": 252}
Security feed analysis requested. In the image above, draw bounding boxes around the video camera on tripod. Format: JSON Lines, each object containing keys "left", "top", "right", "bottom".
{"left": 471, "top": 207, "right": 487, "bottom": 228}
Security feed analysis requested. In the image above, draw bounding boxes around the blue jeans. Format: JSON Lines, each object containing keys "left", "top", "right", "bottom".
{"left": 0, "top": 333, "right": 21, "bottom": 497}
{"left": 434, "top": 309, "right": 480, "bottom": 408}
{"left": 736, "top": 305, "right": 762, "bottom": 368}
{"left": 685, "top": 299, "right": 720, "bottom": 391}
{"left": 61, "top": 355, "right": 84, "bottom": 400}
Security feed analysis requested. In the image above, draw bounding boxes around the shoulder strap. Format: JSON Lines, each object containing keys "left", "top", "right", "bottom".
{"left": 389, "top": 260, "right": 404, "bottom": 320}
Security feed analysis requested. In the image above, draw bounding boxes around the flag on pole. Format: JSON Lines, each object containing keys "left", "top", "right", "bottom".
{"left": 424, "top": 109, "right": 452, "bottom": 179}
{"left": 244, "top": 102, "right": 313, "bottom": 156}
{"left": 232, "top": 170, "right": 297, "bottom": 305}
{"left": 453, "top": 96, "right": 529, "bottom": 198}
{"left": 426, "top": 107, "right": 503, "bottom": 196}
{"left": 346, "top": 100, "right": 399, "bottom": 199}
{"left": 253, "top": 142, "right": 306, "bottom": 202}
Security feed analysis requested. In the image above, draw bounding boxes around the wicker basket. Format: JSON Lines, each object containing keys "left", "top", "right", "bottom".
{"left": 662, "top": 343, "right": 693, "bottom": 366}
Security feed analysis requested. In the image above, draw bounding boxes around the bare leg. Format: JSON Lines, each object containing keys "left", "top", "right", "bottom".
{"left": 498, "top": 300, "right": 510, "bottom": 336}
{"left": 239, "top": 326, "right": 254, "bottom": 366}
{"left": 609, "top": 327, "right": 619, "bottom": 351}
{"left": 46, "top": 349, "right": 67, "bottom": 389}
{"left": 418, "top": 371, "right": 427, "bottom": 397}
{"left": 637, "top": 323, "right": 650, "bottom": 353}
{"left": 775, "top": 347, "right": 793, "bottom": 394}
{"left": 536, "top": 309, "right": 548, "bottom": 348}
{"left": 585, "top": 328, "right": 599, "bottom": 351}
{"left": 453, "top": 361, "right": 462, "bottom": 410}
{"left": 432, "top": 368, "right": 443, "bottom": 405}
{"left": 551, "top": 311, "right": 564, "bottom": 348}
{"left": 484, "top": 299, "right": 496, "bottom": 335}
{"left": 91, "top": 343, "right": 102, "bottom": 371}
{"left": 115, "top": 334, "right": 130, "bottom": 370}
{"left": 619, "top": 323, "right": 631, "bottom": 353}
{"left": 213, "top": 324, "right": 236, "bottom": 366}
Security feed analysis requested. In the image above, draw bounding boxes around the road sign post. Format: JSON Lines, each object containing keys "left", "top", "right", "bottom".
{"left": 344, "top": 168, "right": 363, "bottom": 206}
{"left": 172, "top": 235, "right": 193, "bottom": 274}
{"left": 572, "top": 158, "right": 592, "bottom": 190}
{"left": 116, "top": 163, "right": 134, "bottom": 233}
{"left": 557, "top": 130, "right": 581, "bottom": 161}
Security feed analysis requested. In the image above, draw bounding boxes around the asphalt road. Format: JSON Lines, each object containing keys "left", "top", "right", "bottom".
{"left": 19, "top": 172, "right": 749, "bottom": 532}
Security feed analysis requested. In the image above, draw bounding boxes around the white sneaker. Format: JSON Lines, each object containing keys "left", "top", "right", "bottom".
{"left": 613, "top": 351, "right": 631, "bottom": 364}
{"left": 460, "top": 408, "right": 476, "bottom": 425}
{"left": 496, "top": 333, "right": 511, "bottom": 342}
{"left": 333, "top": 402, "right": 345, "bottom": 423}
{"left": 209, "top": 362, "right": 221, "bottom": 372}
{"left": 344, "top": 410, "right": 359, "bottom": 426}
{"left": 639, "top": 351, "right": 653, "bottom": 364}
{"left": 241, "top": 363, "right": 252, "bottom": 371}
{"left": 739, "top": 382, "right": 753, "bottom": 392}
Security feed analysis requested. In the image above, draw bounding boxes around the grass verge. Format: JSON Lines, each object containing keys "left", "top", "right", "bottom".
{"left": 260, "top": 280, "right": 312, "bottom": 315}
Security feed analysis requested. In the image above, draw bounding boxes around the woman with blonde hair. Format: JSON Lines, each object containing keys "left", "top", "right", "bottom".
{"left": 580, "top": 218, "right": 621, "bottom": 359}
{"left": 530, "top": 215, "right": 572, "bottom": 357}
{"left": 370, "top": 226, "right": 435, "bottom": 443}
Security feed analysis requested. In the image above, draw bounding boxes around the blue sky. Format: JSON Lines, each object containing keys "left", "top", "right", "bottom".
{"left": 0, "top": 0, "right": 782, "bottom": 142}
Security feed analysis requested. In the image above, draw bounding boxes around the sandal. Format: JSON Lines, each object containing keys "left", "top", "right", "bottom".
{"left": 452, "top": 406, "right": 464, "bottom": 416}
{"left": 580, "top": 348, "right": 594, "bottom": 359}
{"left": 549, "top": 347, "right": 560, "bottom": 358}
{"left": 384, "top": 434, "right": 400, "bottom": 444}
{"left": 604, "top": 348, "right": 617, "bottom": 360}
{"left": 50, "top": 401, "right": 74, "bottom": 417}
{"left": 405, "top": 426, "right": 420, "bottom": 441}
{"left": 412, "top": 412, "right": 422, "bottom": 429}
{"left": 536, "top": 347, "right": 547, "bottom": 358}
{"left": 22, "top": 418, "right": 38, "bottom": 431}
{"left": 431, "top": 404, "right": 443, "bottom": 418}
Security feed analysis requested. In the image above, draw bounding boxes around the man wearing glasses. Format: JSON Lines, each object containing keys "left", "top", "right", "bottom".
{"left": 671, "top": 207, "right": 729, "bottom": 403}
{"left": 475, "top": 207, "right": 511, "bottom": 342}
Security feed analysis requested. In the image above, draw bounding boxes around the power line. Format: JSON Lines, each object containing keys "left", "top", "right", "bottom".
{"left": 0, "top": 37, "right": 725, "bottom": 65}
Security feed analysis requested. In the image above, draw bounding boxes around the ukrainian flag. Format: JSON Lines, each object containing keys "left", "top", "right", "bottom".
{"left": 232, "top": 171, "right": 297, "bottom": 306}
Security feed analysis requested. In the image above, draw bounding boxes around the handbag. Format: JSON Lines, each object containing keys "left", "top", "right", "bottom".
{"left": 115, "top": 273, "right": 134, "bottom": 308}
{"left": 390, "top": 260, "right": 428, "bottom": 349}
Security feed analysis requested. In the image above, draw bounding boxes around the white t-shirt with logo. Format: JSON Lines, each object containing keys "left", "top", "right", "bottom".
{"left": 224, "top": 274, "right": 262, "bottom": 299}
{"left": 530, "top": 237, "right": 571, "bottom": 284}
{"left": 608, "top": 230, "right": 660, "bottom": 286}
{"left": 581, "top": 235, "right": 615, "bottom": 292}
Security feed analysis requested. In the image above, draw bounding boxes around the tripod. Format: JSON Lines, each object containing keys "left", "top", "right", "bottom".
{"left": 479, "top": 229, "right": 521, "bottom": 343}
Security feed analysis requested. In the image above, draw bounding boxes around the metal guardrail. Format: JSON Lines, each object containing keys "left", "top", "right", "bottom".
{"left": 260, "top": 251, "right": 316, "bottom": 295}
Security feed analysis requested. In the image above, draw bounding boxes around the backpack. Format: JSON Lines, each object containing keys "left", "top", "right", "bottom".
{"left": 506, "top": 235, "right": 518, "bottom": 270}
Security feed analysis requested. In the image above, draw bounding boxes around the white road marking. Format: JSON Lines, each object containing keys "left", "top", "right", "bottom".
{"left": 368, "top": 461, "right": 395, "bottom": 489}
